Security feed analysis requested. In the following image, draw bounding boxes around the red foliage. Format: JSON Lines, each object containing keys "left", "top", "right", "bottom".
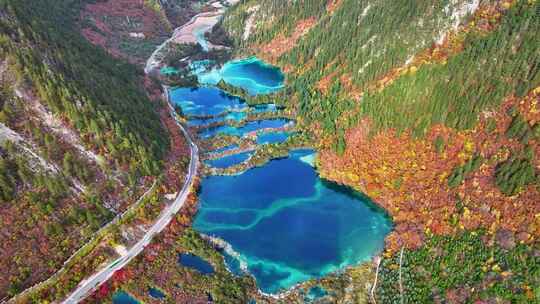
{"left": 112, "top": 268, "right": 133, "bottom": 284}
{"left": 80, "top": 0, "right": 169, "bottom": 64}
{"left": 326, "top": 0, "right": 342, "bottom": 14}
{"left": 256, "top": 17, "right": 317, "bottom": 63}
{"left": 96, "top": 283, "right": 111, "bottom": 299}
{"left": 319, "top": 89, "right": 540, "bottom": 252}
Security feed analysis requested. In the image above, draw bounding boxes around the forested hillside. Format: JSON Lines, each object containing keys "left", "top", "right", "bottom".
{"left": 217, "top": 0, "right": 540, "bottom": 302}
{"left": 0, "top": 0, "right": 170, "bottom": 297}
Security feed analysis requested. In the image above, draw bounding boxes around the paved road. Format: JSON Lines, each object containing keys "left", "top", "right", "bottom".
{"left": 62, "top": 106, "right": 199, "bottom": 303}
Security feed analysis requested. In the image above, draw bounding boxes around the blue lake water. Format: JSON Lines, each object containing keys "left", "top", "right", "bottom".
{"left": 170, "top": 56, "right": 391, "bottom": 295}
{"left": 148, "top": 287, "right": 166, "bottom": 299}
{"left": 112, "top": 291, "right": 139, "bottom": 304}
{"left": 170, "top": 87, "right": 246, "bottom": 117}
{"left": 197, "top": 57, "right": 285, "bottom": 95}
{"left": 178, "top": 253, "right": 215, "bottom": 275}
{"left": 193, "top": 149, "right": 392, "bottom": 294}
{"left": 205, "top": 151, "right": 252, "bottom": 169}
{"left": 257, "top": 131, "right": 292, "bottom": 145}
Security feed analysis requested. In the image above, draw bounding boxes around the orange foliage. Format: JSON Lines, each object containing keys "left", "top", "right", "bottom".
{"left": 319, "top": 90, "right": 540, "bottom": 252}
{"left": 326, "top": 0, "right": 342, "bottom": 14}
{"left": 80, "top": 0, "right": 168, "bottom": 64}
{"left": 256, "top": 18, "right": 317, "bottom": 63}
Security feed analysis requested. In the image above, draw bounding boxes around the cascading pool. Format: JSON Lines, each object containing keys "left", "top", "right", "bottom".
{"left": 168, "top": 56, "right": 392, "bottom": 295}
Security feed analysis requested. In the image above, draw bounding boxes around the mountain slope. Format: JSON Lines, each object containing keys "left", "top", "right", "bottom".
{"left": 0, "top": 0, "right": 171, "bottom": 297}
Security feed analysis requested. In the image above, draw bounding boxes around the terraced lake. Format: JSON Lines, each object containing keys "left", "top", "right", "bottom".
{"left": 169, "top": 57, "right": 392, "bottom": 295}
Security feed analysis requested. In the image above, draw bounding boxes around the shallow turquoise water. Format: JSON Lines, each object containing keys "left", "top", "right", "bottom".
{"left": 197, "top": 57, "right": 285, "bottom": 95}
{"left": 205, "top": 151, "right": 252, "bottom": 169}
{"left": 256, "top": 131, "right": 292, "bottom": 145}
{"left": 112, "top": 291, "right": 139, "bottom": 304}
{"left": 178, "top": 253, "right": 215, "bottom": 275}
{"left": 160, "top": 66, "right": 179, "bottom": 76}
{"left": 193, "top": 149, "right": 392, "bottom": 294}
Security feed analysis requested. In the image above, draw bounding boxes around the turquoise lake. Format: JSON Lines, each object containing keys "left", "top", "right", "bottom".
{"left": 193, "top": 150, "right": 392, "bottom": 294}
{"left": 169, "top": 57, "right": 392, "bottom": 295}
{"left": 196, "top": 57, "right": 285, "bottom": 95}
{"left": 170, "top": 87, "right": 246, "bottom": 117}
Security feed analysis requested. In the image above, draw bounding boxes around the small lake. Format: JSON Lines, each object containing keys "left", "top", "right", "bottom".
{"left": 148, "top": 287, "right": 166, "bottom": 299}
{"left": 178, "top": 253, "right": 215, "bottom": 275}
{"left": 170, "top": 87, "right": 246, "bottom": 117}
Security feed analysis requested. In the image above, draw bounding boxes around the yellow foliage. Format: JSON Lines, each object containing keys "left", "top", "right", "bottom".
{"left": 348, "top": 172, "right": 360, "bottom": 182}
{"left": 463, "top": 207, "right": 471, "bottom": 219}
{"left": 501, "top": 271, "right": 512, "bottom": 277}
{"left": 464, "top": 140, "right": 475, "bottom": 152}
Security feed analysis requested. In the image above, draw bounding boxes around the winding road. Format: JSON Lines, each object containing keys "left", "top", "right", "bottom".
{"left": 62, "top": 99, "right": 199, "bottom": 303}
{"left": 60, "top": 1, "right": 235, "bottom": 301}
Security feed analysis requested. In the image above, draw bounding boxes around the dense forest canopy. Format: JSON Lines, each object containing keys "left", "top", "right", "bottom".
{"left": 0, "top": 0, "right": 172, "bottom": 297}
{"left": 0, "top": 0, "right": 169, "bottom": 175}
